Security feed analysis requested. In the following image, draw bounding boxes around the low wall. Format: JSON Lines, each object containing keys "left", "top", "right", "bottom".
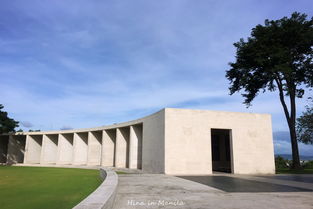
{"left": 73, "top": 168, "right": 118, "bottom": 209}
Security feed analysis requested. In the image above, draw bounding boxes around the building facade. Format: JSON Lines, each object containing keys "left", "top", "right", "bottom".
{"left": 0, "top": 108, "right": 275, "bottom": 175}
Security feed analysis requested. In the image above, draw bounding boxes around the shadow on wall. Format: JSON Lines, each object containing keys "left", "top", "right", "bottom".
{"left": 105, "top": 129, "right": 116, "bottom": 167}
{"left": 5, "top": 135, "right": 26, "bottom": 165}
{"left": 120, "top": 127, "right": 130, "bottom": 168}
{"left": 134, "top": 124, "right": 143, "bottom": 169}
{"left": 0, "top": 136, "right": 9, "bottom": 163}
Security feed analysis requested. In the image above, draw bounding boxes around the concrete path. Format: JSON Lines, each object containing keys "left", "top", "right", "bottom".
{"left": 112, "top": 174, "right": 313, "bottom": 209}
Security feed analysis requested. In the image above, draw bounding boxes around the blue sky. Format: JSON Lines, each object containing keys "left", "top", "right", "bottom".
{"left": 1, "top": 0, "right": 312, "bottom": 154}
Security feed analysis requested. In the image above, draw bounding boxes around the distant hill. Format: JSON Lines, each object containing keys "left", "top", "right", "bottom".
{"left": 275, "top": 154, "right": 313, "bottom": 161}
{"left": 273, "top": 131, "right": 313, "bottom": 156}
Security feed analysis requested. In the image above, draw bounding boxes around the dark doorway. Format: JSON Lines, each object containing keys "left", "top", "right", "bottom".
{"left": 211, "top": 129, "right": 232, "bottom": 173}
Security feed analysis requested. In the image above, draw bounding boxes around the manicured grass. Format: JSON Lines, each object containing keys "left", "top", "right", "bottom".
{"left": 0, "top": 166, "right": 102, "bottom": 209}
{"left": 276, "top": 168, "right": 313, "bottom": 174}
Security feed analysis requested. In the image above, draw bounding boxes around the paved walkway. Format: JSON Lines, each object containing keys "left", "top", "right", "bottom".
{"left": 112, "top": 173, "right": 313, "bottom": 209}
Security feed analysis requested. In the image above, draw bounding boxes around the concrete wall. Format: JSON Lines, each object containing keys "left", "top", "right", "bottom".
{"left": 87, "top": 131, "right": 102, "bottom": 166}
{"left": 24, "top": 135, "right": 42, "bottom": 164}
{"left": 164, "top": 108, "right": 275, "bottom": 175}
{"left": 102, "top": 129, "right": 115, "bottom": 167}
{"left": 0, "top": 108, "right": 275, "bottom": 175}
{"left": 136, "top": 125, "right": 143, "bottom": 169}
{"left": 129, "top": 124, "right": 143, "bottom": 169}
{"left": 41, "top": 134, "right": 58, "bottom": 164}
{"left": 141, "top": 110, "right": 165, "bottom": 173}
{"left": 57, "top": 134, "right": 73, "bottom": 164}
{"left": 164, "top": 109, "right": 212, "bottom": 175}
{"left": 73, "top": 133, "right": 88, "bottom": 165}
{"left": 115, "top": 127, "right": 129, "bottom": 168}
{"left": 7, "top": 135, "right": 26, "bottom": 164}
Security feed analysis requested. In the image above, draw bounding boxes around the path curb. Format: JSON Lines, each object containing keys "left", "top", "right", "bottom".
{"left": 73, "top": 168, "right": 118, "bottom": 209}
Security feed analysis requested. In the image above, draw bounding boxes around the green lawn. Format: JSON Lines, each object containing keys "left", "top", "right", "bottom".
{"left": 0, "top": 166, "right": 102, "bottom": 209}
{"left": 276, "top": 168, "right": 313, "bottom": 174}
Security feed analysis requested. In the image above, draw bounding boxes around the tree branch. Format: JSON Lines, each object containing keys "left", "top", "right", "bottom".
{"left": 275, "top": 77, "right": 291, "bottom": 124}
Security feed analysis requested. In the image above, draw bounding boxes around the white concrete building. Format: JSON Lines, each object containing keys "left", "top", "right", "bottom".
{"left": 0, "top": 108, "right": 275, "bottom": 175}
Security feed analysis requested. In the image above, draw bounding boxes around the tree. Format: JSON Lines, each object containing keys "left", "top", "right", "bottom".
{"left": 225, "top": 12, "right": 313, "bottom": 169}
{"left": 297, "top": 98, "right": 313, "bottom": 144}
{"left": 28, "top": 129, "right": 41, "bottom": 132}
{"left": 0, "top": 104, "right": 19, "bottom": 134}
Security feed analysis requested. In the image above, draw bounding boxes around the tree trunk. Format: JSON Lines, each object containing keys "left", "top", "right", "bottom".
{"left": 289, "top": 91, "right": 301, "bottom": 169}
{"left": 288, "top": 123, "right": 301, "bottom": 169}
{"left": 275, "top": 78, "right": 301, "bottom": 169}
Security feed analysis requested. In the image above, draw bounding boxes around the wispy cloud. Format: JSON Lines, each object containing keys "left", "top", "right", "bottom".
{"left": 20, "top": 121, "right": 33, "bottom": 128}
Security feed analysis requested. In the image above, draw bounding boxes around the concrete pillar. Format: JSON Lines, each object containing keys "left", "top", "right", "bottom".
{"left": 40, "top": 134, "right": 58, "bottom": 164}
{"left": 101, "top": 129, "right": 116, "bottom": 167}
{"left": 129, "top": 125, "right": 143, "bottom": 169}
{"left": 115, "top": 127, "right": 129, "bottom": 168}
{"left": 87, "top": 131, "right": 102, "bottom": 166}
{"left": 73, "top": 132, "right": 88, "bottom": 165}
{"left": 56, "top": 134, "right": 73, "bottom": 165}
{"left": 24, "top": 135, "right": 42, "bottom": 164}
{"left": 0, "top": 135, "right": 9, "bottom": 163}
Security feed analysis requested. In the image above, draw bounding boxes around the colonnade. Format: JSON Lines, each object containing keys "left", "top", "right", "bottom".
{"left": 1, "top": 124, "right": 143, "bottom": 169}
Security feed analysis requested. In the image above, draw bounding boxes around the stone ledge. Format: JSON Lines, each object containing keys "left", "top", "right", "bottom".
{"left": 73, "top": 168, "right": 118, "bottom": 209}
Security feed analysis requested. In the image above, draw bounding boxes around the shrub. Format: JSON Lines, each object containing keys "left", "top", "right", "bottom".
{"left": 275, "top": 156, "right": 289, "bottom": 169}
{"left": 303, "top": 160, "right": 313, "bottom": 169}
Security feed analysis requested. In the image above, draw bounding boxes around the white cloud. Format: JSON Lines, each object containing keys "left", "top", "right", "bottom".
{"left": 20, "top": 121, "right": 33, "bottom": 128}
